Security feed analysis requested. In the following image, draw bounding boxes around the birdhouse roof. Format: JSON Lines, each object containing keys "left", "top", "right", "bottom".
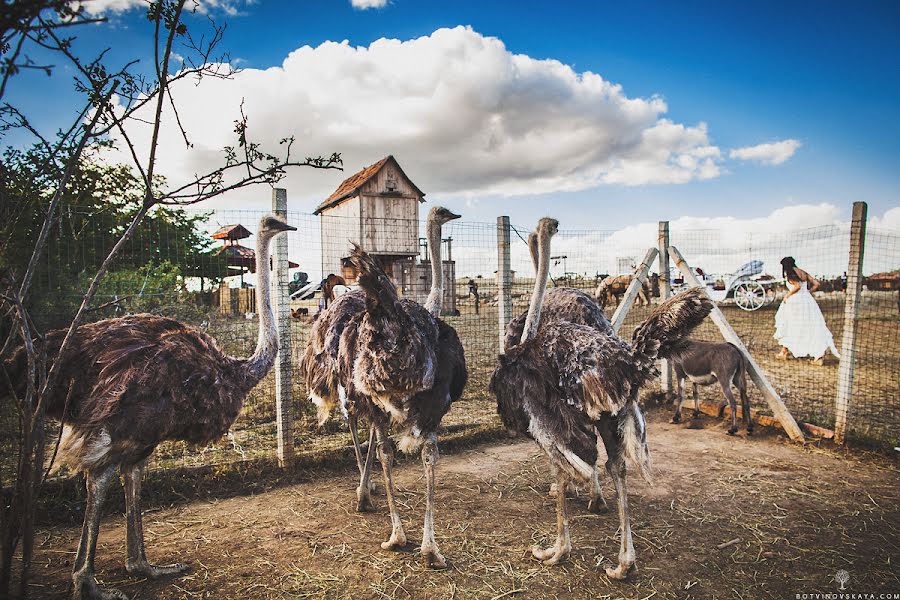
{"left": 211, "top": 224, "right": 252, "bottom": 240}
{"left": 314, "top": 155, "right": 425, "bottom": 214}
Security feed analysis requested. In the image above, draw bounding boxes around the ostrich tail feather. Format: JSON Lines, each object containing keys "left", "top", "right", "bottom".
{"left": 620, "top": 401, "right": 653, "bottom": 484}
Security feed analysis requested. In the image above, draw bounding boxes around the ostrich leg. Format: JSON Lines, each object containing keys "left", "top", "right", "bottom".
{"left": 376, "top": 424, "right": 407, "bottom": 550}
{"left": 587, "top": 443, "right": 608, "bottom": 513}
{"left": 599, "top": 416, "right": 636, "bottom": 580}
{"left": 349, "top": 416, "right": 376, "bottom": 512}
{"left": 420, "top": 432, "right": 446, "bottom": 568}
{"left": 123, "top": 460, "right": 189, "bottom": 578}
{"left": 532, "top": 466, "right": 571, "bottom": 565}
{"left": 72, "top": 464, "right": 126, "bottom": 600}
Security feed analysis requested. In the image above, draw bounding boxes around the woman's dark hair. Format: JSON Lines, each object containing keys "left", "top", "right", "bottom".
{"left": 780, "top": 256, "right": 800, "bottom": 282}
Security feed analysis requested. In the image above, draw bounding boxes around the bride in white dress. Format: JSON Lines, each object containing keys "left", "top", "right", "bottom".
{"left": 774, "top": 256, "right": 840, "bottom": 364}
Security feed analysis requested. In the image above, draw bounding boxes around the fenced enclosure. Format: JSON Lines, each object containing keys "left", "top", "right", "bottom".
{"left": 2, "top": 196, "right": 897, "bottom": 488}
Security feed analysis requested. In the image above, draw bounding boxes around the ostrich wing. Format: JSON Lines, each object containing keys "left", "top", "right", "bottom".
{"left": 301, "top": 290, "right": 366, "bottom": 410}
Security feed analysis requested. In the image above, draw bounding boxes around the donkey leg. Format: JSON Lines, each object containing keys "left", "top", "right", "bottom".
{"left": 721, "top": 382, "right": 739, "bottom": 435}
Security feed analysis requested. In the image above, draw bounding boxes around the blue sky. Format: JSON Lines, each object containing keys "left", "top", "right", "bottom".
{"left": 7, "top": 0, "right": 900, "bottom": 230}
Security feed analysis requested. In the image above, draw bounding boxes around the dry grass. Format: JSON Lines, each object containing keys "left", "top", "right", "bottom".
{"left": 24, "top": 408, "right": 899, "bottom": 599}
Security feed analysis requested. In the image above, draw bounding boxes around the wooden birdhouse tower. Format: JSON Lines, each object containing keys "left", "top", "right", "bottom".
{"left": 316, "top": 155, "right": 425, "bottom": 283}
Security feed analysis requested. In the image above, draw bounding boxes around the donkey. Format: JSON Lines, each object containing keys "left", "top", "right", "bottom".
{"left": 670, "top": 340, "right": 753, "bottom": 435}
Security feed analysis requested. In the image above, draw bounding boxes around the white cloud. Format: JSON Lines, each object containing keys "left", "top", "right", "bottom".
{"left": 729, "top": 139, "right": 801, "bottom": 166}
{"left": 106, "top": 26, "right": 727, "bottom": 211}
{"left": 870, "top": 206, "right": 900, "bottom": 231}
{"left": 445, "top": 203, "right": 890, "bottom": 282}
{"left": 78, "top": 0, "right": 249, "bottom": 16}
{"left": 351, "top": 0, "right": 388, "bottom": 8}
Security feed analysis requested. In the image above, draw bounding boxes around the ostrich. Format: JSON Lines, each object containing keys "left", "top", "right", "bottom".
{"left": 301, "top": 207, "right": 466, "bottom": 568}
{"left": 490, "top": 217, "right": 712, "bottom": 577}
{"left": 4, "top": 216, "right": 295, "bottom": 600}
{"left": 504, "top": 231, "right": 613, "bottom": 511}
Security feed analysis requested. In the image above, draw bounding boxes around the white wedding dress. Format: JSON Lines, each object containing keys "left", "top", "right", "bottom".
{"left": 774, "top": 282, "right": 840, "bottom": 359}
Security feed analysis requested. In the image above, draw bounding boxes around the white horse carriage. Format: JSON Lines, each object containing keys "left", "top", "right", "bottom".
{"left": 678, "top": 260, "right": 779, "bottom": 311}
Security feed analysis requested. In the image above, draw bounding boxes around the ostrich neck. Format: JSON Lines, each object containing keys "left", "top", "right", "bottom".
{"left": 246, "top": 231, "right": 278, "bottom": 381}
{"left": 528, "top": 233, "right": 539, "bottom": 273}
{"left": 521, "top": 234, "right": 550, "bottom": 343}
{"left": 423, "top": 217, "right": 443, "bottom": 317}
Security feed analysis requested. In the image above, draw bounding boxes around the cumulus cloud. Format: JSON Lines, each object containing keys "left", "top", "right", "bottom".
{"left": 106, "top": 26, "right": 726, "bottom": 210}
{"left": 78, "top": 0, "right": 249, "bottom": 16}
{"left": 444, "top": 203, "right": 897, "bottom": 282}
{"left": 729, "top": 139, "right": 801, "bottom": 166}
{"left": 870, "top": 206, "right": 900, "bottom": 231}
{"left": 351, "top": 0, "right": 388, "bottom": 8}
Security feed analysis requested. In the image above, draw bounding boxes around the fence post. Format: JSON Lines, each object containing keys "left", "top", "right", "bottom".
{"left": 834, "top": 202, "right": 867, "bottom": 445}
{"left": 272, "top": 188, "right": 294, "bottom": 467}
{"left": 658, "top": 221, "right": 672, "bottom": 398}
{"left": 669, "top": 245, "right": 805, "bottom": 442}
{"left": 497, "top": 216, "right": 512, "bottom": 353}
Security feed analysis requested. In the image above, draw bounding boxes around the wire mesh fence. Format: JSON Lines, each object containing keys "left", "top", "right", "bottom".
{"left": 2, "top": 201, "right": 897, "bottom": 489}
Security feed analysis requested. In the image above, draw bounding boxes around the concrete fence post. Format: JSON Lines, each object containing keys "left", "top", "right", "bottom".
{"left": 497, "top": 216, "right": 512, "bottom": 353}
{"left": 658, "top": 221, "right": 673, "bottom": 398}
{"left": 834, "top": 202, "right": 867, "bottom": 445}
{"left": 272, "top": 188, "right": 294, "bottom": 467}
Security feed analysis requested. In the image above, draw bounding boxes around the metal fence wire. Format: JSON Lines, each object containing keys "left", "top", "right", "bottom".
{"left": 1, "top": 201, "right": 897, "bottom": 486}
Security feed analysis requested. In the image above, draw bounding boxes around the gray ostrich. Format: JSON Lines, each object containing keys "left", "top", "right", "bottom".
{"left": 301, "top": 207, "right": 466, "bottom": 568}
{"left": 491, "top": 217, "right": 712, "bottom": 577}
{"left": 504, "top": 231, "right": 613, "bottom": 511}
{"left": 4, "top": 216, "right": 295, "bottom": 600}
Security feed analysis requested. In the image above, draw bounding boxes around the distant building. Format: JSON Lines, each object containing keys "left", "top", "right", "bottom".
{"left": 315, "top": 155, "right": 456, "bottom": 314}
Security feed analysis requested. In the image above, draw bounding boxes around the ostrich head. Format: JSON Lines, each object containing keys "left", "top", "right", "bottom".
{"left": 535, "top": 217, "right": 559, "bottom": 245}
{"left": 258, "top": 215, "right": 297, "bottom": 238}
{"left": 428, "top": 206, "right": 461, "bottom": 226}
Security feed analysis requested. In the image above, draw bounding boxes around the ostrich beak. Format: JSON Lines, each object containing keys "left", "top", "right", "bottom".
{"left": 447, "top": 210, "right": 461, "bottom": 221}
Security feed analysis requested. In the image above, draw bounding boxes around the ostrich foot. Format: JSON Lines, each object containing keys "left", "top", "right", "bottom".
{"left": 356, "top": 487, "right": 375, "bottom": 512}
{"left": 126, "top": 560, "right": 190, "bottom": 578}
{"left": 421, "top": 544, "right": 447, "bottom": 569}
{"left": 531, "top": 543, "right": 570, "bottom": 565}
{"left": 587, "top": 495, "right": 608, "bottom": 513}
{"left": 381, "top": 529, "right": 407, "bottom": 550}
{"left": 605, "top": 561, "right": 636, "bottom": 580}
{"left": 73, "top": 572, "right": 129, "bottom": 600}
{"left": 548, "top": 482, "right": 577, "bottom": 498}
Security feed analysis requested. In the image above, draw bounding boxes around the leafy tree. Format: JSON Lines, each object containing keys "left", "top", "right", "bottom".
{"left": 1, "top": 147, "right": 229, "bottom": 328}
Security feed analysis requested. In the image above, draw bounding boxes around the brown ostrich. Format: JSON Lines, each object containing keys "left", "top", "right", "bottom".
{"left": 301, "top": 207, "right": 466, "bottom": 568}
{"left": 4, "top": 216, "right": 295, "bottom": 600}
{"left": 490, "top": 217, "right": 712, "bottom": 577}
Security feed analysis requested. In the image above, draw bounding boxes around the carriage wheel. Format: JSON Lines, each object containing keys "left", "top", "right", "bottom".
{"left": 734, "top": 281, "right": 766, "bottom": 311}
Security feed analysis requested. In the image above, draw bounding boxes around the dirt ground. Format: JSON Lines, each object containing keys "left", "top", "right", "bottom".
{"left": 27, "top": 408, "right": 899, "bottom": 599}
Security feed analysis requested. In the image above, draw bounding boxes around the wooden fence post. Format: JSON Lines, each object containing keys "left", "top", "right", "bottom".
{"left": 611, "top": 247, "right": 659, "bottom": 334}
{"left": 669, "top": 245, "right": 805, "bottom": 442}
{"left": 497, "top": 216, "right": 512, "bottom": 353}
{"left": 834, "top": 202, "right": 867, "bottom": 445}
{"left": 658, "top": 221, "right": 673, "bottom": 397}
{"left": 272, "top": 188, "right": 294, "bottom": 467}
